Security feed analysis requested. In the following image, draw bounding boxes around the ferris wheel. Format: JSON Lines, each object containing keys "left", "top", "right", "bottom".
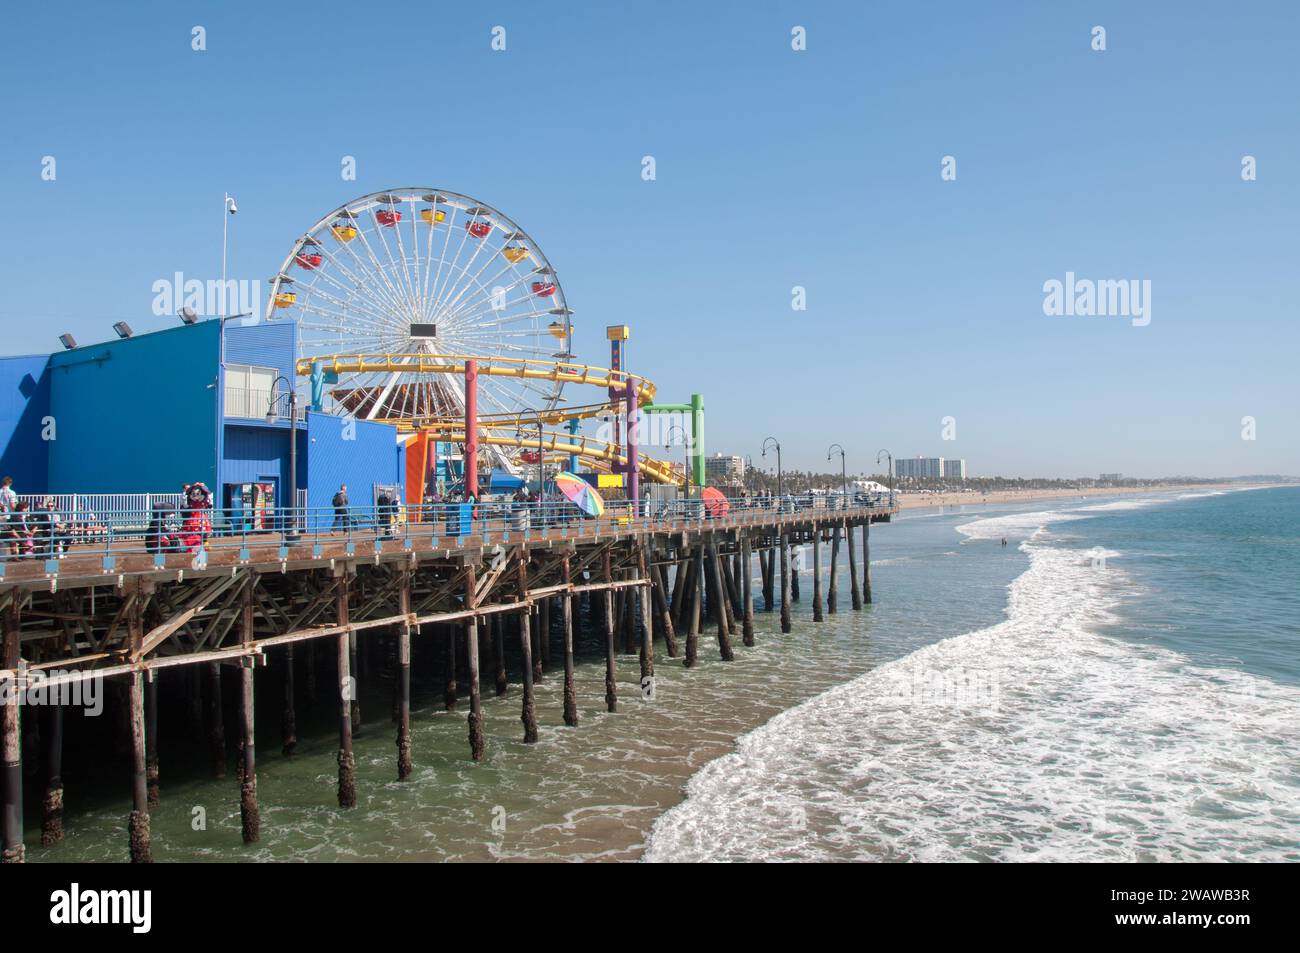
{"left": 266, "top": 187, "right": 574, "bottom": 425}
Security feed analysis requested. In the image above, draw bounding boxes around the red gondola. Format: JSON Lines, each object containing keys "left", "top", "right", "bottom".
{"left": 295, "top": 252, "right": 323, "bottom": 269}
{"left": 466, "top": 220, "right": 491, "bottom": 238}
{"left": 531, "top": 281, "right": 556, "bottom": 296}
{"left": 376, "top": 209, "right": 401, "bottom": 226}
{"left": 519, "top": 450, "right": 541, "bottom": 464}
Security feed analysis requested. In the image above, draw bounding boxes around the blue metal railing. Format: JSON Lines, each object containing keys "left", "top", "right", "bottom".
{"left": 0, "top": 492, "right": 894, "bottom": 569}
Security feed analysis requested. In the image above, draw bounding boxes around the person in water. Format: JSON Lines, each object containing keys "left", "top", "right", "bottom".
{"left": 1001, "top": 537, "right": 1007, "bottom": 547}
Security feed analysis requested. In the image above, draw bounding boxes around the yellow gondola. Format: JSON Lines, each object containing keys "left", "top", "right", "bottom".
{"left": 331, "top": 222, "right": 358, "bottom": 242}
{"left": 420, "top": 207, "right": 446, "bottom": 225}
{"left": 547, "top": 320, "right": 568, "bottom": 339}
{"left": 502, "top": 245, "right": 530, "bottom": 263}
{"left": 273, "top": 290, "right": 297, "bottom": 308}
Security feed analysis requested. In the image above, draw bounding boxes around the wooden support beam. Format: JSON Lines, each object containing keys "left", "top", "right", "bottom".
{"left": 741, "top": 534, "right": 755, "bottom": 646}
{"left": 336, "top": 577, "right": 357, "bottom": 809}
{"left": 2, "top": 598, "right": 24, "bottom": 863}
{"left": 651, "top": 562, "right": 678, "bottom": 658}
{"left": 238, "top": 577, "right": 259, "bottom": 844}
{"left": 602, "top": 551, "right": 616, "bottom": 713}
{"left": 812, "top": 526, "right": 824, "bottom": 622}
{"left": 847, "top": 519, "right": 863, "bottom": 610}
{"left": 517, "top": 555, "right": 538, "bottom": 743}
{"left": 684, "top": 546, "right": 702, "bottom": 668}
{"left": 828, "top": 524, "right": 840, "bottom": 614}
{"left": 709, "top": 541, "right": 735, "bottom": 661}
{"left": 145, "top": 676, "right": 159, "bottom": 808}
{"left": 40, "top": 703, "right": 62, "bottom": 846}
{"left": 779, "top": 534, "right": 792, "bottom": 634}
{"left": 207, "top": 661, "right": 225, "bottom": 780}
{"left": 127, "top": 584, "right": 151, "bottom": 862}
{"left": 637, "top": 545, "right": 655, "bottom": 688}
{"left": 282, "top": 643, "right": 297, "bottom": 756}
{"left": 862, "top": 521, "right": 873, "bottom": 605}
{"left": 561, "top": 556, "right": 578, "bottom": 726}
{"left": 463, "top": 563, "right": 484, "bottom": 762}
{"left": 396, "top": 569, "right": 412, "bottom": 780}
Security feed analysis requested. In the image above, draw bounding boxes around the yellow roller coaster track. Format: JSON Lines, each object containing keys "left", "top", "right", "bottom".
{"left": 298, "top": 353, "right": 682, "bottom": 486}
{"left": 297, "top": 353, "right": 656, "bottom": 403}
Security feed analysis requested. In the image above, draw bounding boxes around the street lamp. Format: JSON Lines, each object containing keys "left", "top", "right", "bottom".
{"left": 268, "top": 375, "right": 299, "bottom": 540}
{"left": 828, "top": 443, "right": 848, "bottom": 505}
{"left": 665, "top": 424, "right": 690, "bottom": 496}
{"left": 221, "top": 193, "right": 237, "bottom": 317}
{"left": 762, "top": 436, "right": 782, "bottom": 499}
{"left": 876, "top": 449, "right": 893, "bottom": 505}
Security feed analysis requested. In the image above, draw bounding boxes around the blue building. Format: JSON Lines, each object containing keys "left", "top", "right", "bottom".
{"left": 0, "top": 317, "right": 405, "bottom": 523}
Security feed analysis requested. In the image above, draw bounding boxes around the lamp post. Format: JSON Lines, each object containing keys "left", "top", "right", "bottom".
{"left": 827, "top": 443, "right": 848, "bottom": 504}
{"left": 268, "top": 376, "right": 299, "bottom": 540}
{"left": 761, "top": 437, "right": 782, "bottom": 499}
{"left": 665, "top": 424, "right": 689, "bottom": 497}
{"left": 221, "top": 193, "right": 237, "bottom": 317}
{"left": 876, "top": 449, "right": 893, "bottom": 505}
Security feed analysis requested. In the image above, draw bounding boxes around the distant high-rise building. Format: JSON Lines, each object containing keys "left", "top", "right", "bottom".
{"left": 894, "top": 456, "right": 967, "bottom": 481}
{"left": 705, "top": 453, "right": 746, "bottom": 486}
{"left": 895, "top": 456, "right": 944, "bottom": 480}
{"left": 1099, "top": 472, "right": 1123, "bottom": 483}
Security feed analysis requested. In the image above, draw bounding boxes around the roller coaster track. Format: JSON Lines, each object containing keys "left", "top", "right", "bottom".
{"left": 298, "top": 353, "right": 683, "bottom": 486}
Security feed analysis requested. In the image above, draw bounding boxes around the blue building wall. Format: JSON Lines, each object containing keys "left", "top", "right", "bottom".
{"left": 47, "top": 321, "right": 220, "bottom": 493}
{"left": 223, "top": 319, "right": 297, "bottom": 387}
{"left": 0, "top": 355, "right": 52, "bottom": 492}
{"left": 306, "top": 412, "right": 404, "bottom": 528}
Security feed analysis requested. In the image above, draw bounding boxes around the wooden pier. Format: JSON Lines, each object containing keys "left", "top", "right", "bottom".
{"left": 0, "top": 501, "right": 894, "bottom": 862}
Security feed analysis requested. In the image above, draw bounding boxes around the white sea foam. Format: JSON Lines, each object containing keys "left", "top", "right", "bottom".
{"left": 644, "top": 531, "right": 1300, "bottom": 863}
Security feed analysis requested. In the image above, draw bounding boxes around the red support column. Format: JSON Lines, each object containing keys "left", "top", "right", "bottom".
{"left": 464, "top": 359, "right": 479, "bottom": 498}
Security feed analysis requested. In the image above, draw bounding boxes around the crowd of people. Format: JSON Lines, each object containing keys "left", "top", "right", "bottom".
{"left": 0, "top": 477, "right": 65, "bottom": 560}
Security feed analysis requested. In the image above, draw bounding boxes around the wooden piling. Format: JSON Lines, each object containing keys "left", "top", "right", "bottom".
{"left": 517, "top": 556, "right": 538, "bottom": 743}
{"left": 790, "top": 536, "right": 800, "bottom": 603}
{"left": 282, "top": 644, "right": 297, "bottom": 756}
{"left": 651, "top": 562, "right": 678, "bottom": 657}
{"left": 862, "top": 520, "right": 873, "bottom": 605}
{"left": 463, "top": 563, "right": 484, "bottom": 762}
{"left": 812, "top": 527, "right": 824, "bottom": 622}
{"left": 348, "top": 630, "right": 361, "bottom": 732}
{"left": 2, "top": 598, "right": 24, "bottom": 863}
{"left": 40, "top": 704, "right": 62, "bottom": 846}
{"left": 709, "top": 541, "right": 735, "bottom": 661}
{"left": 207, "top": 661, "right": 225, "bottom": 779}
{"left": 237, "top": 578, "right": 260, "bottom": 843}
{"left": 779, "top": 534, "right": 792, "bottom": 633}
{"left": 540, "top": 595, "right": 552, "bottom": 669}
{"left": 396, "top": 569, "right": 413, "bottom": 780}
{"left": 145, "top": 676, "right": 160, "bottom": 808}
{"left": 847, "top": 519, "right": 863, "bottom": 610}
{"left": 561, "top": 556, "right": 578, "bottom": 726}
{"left": 741, "top": 533, "right": 755, "bottom": 646}
{"left": 128, "top": 673, "right": 151, "bottom": 862}
{"left": 492, "top": 614, "right": 508, "bottom": 697}
{"left": 637, "top": 545, "right": 655, "bottom": 688}
{"left": 684, "top": 546, "right": 703, "bottom": 667}
{"left": 761, "top": 545, "right": 774, "bottom": 611}
{"left": 336, "top": 578, "right": 356, "bottom": 809}
{"left": 828, "top": 525, "right": 840, "bottom": 614}
{"left": 444, "top": 620, "right": 458, "bottom": 711}
{"left": 602, "top": 551, "right": 617, "bottom": 712}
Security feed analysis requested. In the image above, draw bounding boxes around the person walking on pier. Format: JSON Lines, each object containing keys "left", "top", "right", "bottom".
{"left": 332, "top": 484, "right": 350, "bottom": 531}
{"left": 0, "top": 476, "right": 16, "bottom": 515}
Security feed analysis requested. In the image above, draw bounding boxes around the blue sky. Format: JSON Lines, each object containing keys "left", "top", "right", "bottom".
{"left": 1, "top": 0, "right": 1296, "bottom": 477}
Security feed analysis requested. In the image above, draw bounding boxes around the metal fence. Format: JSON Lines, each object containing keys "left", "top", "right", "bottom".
{"left": 0, "top": 492, "right": 892, "bottom": 567}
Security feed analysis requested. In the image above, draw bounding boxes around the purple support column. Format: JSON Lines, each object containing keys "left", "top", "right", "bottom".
{"left": 626, "top": 376, "right": 640, "bottom": 510}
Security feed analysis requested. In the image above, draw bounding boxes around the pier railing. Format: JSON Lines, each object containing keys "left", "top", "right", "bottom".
{"left": 0, "top": 493, "right": 894, "bottom": 577}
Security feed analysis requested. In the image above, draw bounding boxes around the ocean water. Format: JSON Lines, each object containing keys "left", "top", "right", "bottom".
{"left": 644, "top": 486, "right": 1300, "bottom": 862}
{"left": 31, "top": 488, "right": 1299, "bottom": 862}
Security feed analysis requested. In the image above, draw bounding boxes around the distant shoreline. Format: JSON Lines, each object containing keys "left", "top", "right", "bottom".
{"left": 893, "top": 482, "right": 1260, "bottom": 511}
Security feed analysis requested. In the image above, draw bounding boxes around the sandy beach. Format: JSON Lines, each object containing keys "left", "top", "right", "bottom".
{"left": 892, "top": 483, "right": 1242, "bottom": 511}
